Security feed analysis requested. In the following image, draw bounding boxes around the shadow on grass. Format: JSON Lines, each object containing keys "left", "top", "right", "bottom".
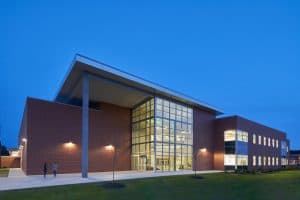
{"left": 102, "top": 182, "right": 126, "bottom": 190}
{"left": 190, "top": 175, "right": 204, "bottom": 180}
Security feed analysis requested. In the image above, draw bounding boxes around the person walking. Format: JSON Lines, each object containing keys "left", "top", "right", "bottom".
{"left": 52, "top": 162, "right": 58, "bottom": 177}
{"left": 43, "top": 162, "right": 47, "bottom": 179}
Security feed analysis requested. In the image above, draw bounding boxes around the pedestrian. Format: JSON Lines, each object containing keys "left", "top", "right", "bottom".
{"left": 52, "top": 162, "right": 58, "bottom": 177}
{"left": 43, "top": 162, "right": 47, "bottom": 179}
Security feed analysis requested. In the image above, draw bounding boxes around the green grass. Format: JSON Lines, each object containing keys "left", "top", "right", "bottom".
{"left": 0, "top": 168, "right": 9, "bottom": 177}
{"left": 1, "top": 170, "right": 300, "bottom": 200}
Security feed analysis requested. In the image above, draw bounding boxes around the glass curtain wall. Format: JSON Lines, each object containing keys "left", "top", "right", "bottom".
{"left": 131, "top": 98, "right": 155, "bottom": 171}
{"left": 131, "top": 97, "right": 193, "bottom": 171}
{"left": 156, "top": 97, "right": 193, "bottom": 171}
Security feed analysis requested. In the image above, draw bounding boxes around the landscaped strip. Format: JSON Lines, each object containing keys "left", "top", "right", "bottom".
{"left": 0, "top": 170, "right": 300, "bottom": 200}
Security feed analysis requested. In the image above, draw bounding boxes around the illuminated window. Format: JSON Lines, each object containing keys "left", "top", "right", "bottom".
{"left": 276, "top": 140, "right": 279, "bottom": 148}
{"left": 263, "top": 156, "right": 266, "bottom": 166}
{"left": 272, "top": 139, "right": 275, "bottom": 148}
{"left": 258, "top": 156, "right": 262, "bottom": 166}
{"left": 237, "top": 130, "right": 248, "bottom": 142}
{"left": 224, "top": 154, "right": 236, "bottom": 166}
{"left": 268, "top": 138, "right": 271, "bottom": 147}
{"left": 224, "top": 130, "right": 235, "bottom": 141}
{"left": 276, "top": 157, "right": 278, "bottom": 166}
{"left": 281, "top": 158, "right": 287, "bottom": 165}
{"left": 253, "top": 155, "right": 256, "bottom": 166}
{"left": 253, "top": 134, "right": 256, "bottom": 144}
{"left": 258, "top": 135, "right": 261, "bottom": 145}
{"left": 224, "top": 155, "right": 248, "bottom": 166}
{"left": 264, "top": 137, "right": 266, "bottom": 146}
{"left": 268, "top": 157, "right": 270, "bottom": 166}
{"left": 272, "top": 157, "right": 275, "bottom": 166}
{"left": 237, "top": 155, "right": 248, "bottom": 166}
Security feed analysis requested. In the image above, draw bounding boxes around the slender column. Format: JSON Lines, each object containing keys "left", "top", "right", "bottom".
{"left": 235, "top": 130, "right": 238, "bottom": 170}
{"left": 153, "top": 97, "right": 157, "bottom": 172}
{"left": 82, "top": 73, "right": 89, "bottom": 178}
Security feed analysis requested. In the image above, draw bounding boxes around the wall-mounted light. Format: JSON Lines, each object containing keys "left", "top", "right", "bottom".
{"left": 64, "top": 141, "right": 75, "bottom": 148}
{"left": 200, "top": 148, "right": 207, "bottom": 153}
{"left": 105, "top": 144, "right": 115, "bottom": 151}
{"left": 22, "top": 138, "right": 27, "bottom": 142}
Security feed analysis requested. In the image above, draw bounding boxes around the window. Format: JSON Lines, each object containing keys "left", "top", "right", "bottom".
{"left": 281, "top": 158, "right": 287, "bottom": 165}
{"left": 263, "top": 156, "right": 266, "bottom": 166}
{"left": 258, "top": 135, "right": 261, "bottom": 145}
{"left": 224, "top": 154, "right": 235, "bottom": 166}
{"left": 272, "top": 157, "right": 275, "bottom": 166}
{"left": 224, "top": 130, "right": 235, "bottom": 141}
{"left": 253, "top": 155, "right": 256, "bottom": 166}
{"left": 272, "top": 139, "right": 275, "bottom": 148}
{"left": 258, "top": 156, "right": 262, "bottom": 166}
{"left": 268, "top": 138, "right": 271, "bottom": 147}
{"left": 264, "top": 137, "right": 266, "bottom": 146}
{"left": 276, "top": 157, "right": 278, "bottom": 166}
{"left": 268, "top": 157, "right": 271, "bottom": 166}
{"left": 276, "top": 140, "right": 279, "bottom": 148}
{"left": 237, "top": 155, "right": 248, "bottom": 166}
{"left": 224, "top": 155, "right": 248, "bottom": 166}
{"left": 281, "top": 141, "right": 287, "bottom": 157}
{"left": 237, "top": 130, "right": 248, "bottom": 142}
{"left": 253, "top": 134, "right": 256, "bottom": 144}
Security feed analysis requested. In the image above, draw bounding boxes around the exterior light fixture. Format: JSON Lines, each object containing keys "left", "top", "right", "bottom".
{"left": 64, "top": 141, "right": 75, "bottom": 148}
{"left": 22, "top": 138, "right": 27, "bottom": 142}
{"left": 105, "top": 144, "right": 115, "bottom": 151}
{"left": 200, "top": 148, "right": 207, "bottom": 153}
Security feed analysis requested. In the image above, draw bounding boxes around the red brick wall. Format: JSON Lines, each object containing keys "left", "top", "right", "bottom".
{"left": 23, "top": 97, "right": 131, "bottom": 175}
{"left": 215, "top": 116, "right": 289, "bottom": 171}
{"left": 193, "top": 108, "right": 216, "bottom": 170}
{"left": 0, "top": 156, "right": 20, "bottom": 168}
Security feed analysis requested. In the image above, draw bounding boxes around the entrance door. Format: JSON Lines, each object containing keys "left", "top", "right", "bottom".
{"left": 138, "top": 156, "right": 147, "bottom": 171}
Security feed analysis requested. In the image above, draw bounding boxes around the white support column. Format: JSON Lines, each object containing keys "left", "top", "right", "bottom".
{"left": 153, "top": 97, "right": 157, "bottom": 172}
{"left": 82, "top": 73, "right": 89, "bottom": 178}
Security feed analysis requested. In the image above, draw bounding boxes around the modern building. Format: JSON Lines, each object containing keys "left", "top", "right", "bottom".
{"left": 18, "top": 54, "right": 290, "bottom": 176}
{"left": 289, "top": 150, "right": 300, "bottom": 166}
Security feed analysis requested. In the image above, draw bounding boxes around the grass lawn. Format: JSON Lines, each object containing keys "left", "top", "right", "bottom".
{"left": 0, "top": 170, "right": 300, "bottom": 200}
{"left": 0, "top": 168, "right": 9, "bottom": 177}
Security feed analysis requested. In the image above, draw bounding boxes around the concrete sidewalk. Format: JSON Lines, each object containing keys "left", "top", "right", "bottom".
{"left": 0, "top": 169, "right": 222, "bottom": 191}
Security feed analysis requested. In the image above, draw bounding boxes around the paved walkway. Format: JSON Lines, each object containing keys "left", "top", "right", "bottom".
{"left": 0, "top": 169, "right": 222, "bottom": 191}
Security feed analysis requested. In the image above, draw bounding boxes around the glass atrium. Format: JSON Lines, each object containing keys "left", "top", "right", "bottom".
{"left": 131, "top": 97, "right": 193, "bottom": 171}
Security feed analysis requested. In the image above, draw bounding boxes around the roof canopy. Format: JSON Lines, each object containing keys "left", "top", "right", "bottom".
{"left": 55, "top": 54, "right": 223, "bottom": 114}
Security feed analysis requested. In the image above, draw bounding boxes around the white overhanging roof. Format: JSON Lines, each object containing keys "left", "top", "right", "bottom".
{"left": 55, "top": 54, "right": 223, "bottom": 115}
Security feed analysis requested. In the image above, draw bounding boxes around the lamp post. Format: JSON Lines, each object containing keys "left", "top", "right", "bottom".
{"left": 105, "top": 144, "right": 116, "bottom": 184}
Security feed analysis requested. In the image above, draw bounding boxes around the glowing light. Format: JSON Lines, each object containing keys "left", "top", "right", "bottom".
{"left": 22, "top": 138, "right": 27, "bottom": 142}
{"left": 64, "top": 141, "right": 75, "bottom": 148}
{"left": 105, "top": 144, "right": 115, "bottom": 151}
{"left": 200, "top": 148, "right": 207, "bottom": 153}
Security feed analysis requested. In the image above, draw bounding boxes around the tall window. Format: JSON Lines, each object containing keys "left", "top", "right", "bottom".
{"left": 253, "top": 155, "right": 256, "bottom": 166}
{"left": 258, "top": 135, "right": 261, "bottom": 145}
{"left": 272, "top": 157, "right": 275, "bottom": 166}
{"left": 268, "top": 137, "right": 271, "bottom": 147}
{"left": 272, "top": 139, "right": 275, "bottom": 148}
{"left": 276, "top": 157, "right": 279, "bottom": 166}
{"left": 264, "top": 137, "right": 266, "bottom": 146}
{"left": 253, "top": 134, "right": 256, "bottom": 144}
{"left": 263, "top": 156, "right": 266, "bottom": 166}
{"left": 268, "top": 157, "right": 271, "bottom": 166}
{"left": 131, "top": 98, "right": 155, "bottom": 171}
{"left": 258, "top": 156, "right": 262, "bottom": 166}
{"left": 156, "top": 97, "right": 193, "bottom": 171}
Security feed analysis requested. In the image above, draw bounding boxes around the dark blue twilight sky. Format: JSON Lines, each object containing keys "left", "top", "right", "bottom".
{"left": 0, "top": 1, "right": 299, "bottom": 149}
